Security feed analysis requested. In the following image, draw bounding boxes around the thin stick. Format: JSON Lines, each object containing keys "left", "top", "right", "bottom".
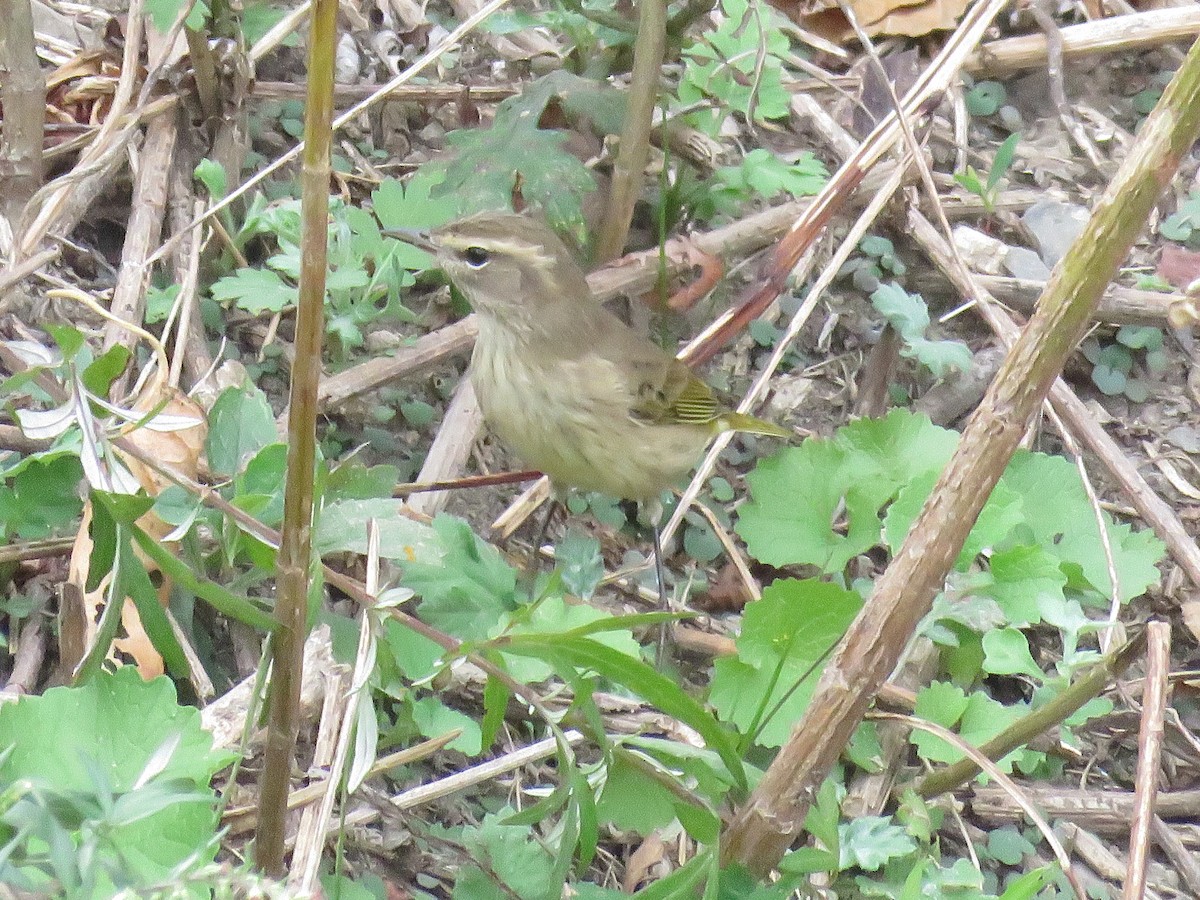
{"left": 1122, "top": 621, "right": 1169, "bottom": 900}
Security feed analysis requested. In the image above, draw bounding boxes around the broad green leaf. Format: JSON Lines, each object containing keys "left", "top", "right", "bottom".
{"left": 982, "top": 628, "right": 1044, "bottom": 681}
{"left": 738, "top": 410, "right": 957, "bottom": 571}
{"left": 210, "top": 267, "right": 297, "bottom": 315}
{"left": 0, "top": 668, "right": 233, "bottom": 885}
{"left": 403, "top": 515, "right": 518, "bottom": 640}
{"left": 710, "top": 579, "right": 861, "bottom": 747}
{"left": 0, "top": 455, "right": 84, "bottom": 541}
{"left": 316, "top": 497, "right": 441, "bottom": 560}
{"left": 206, "top": 384, "right": 278, "bottom": 476}
{"left": 411, "top": 696, "right": 482, "bottom": 755}
{"left": 596, "top": 753, "right": 678, "bottom": 833}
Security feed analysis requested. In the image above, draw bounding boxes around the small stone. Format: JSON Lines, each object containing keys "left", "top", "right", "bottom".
{"left": 1022, "top": 200, "right": 1089, "bottom": 267}
{"left": 1003, "top": 246, "right": 1051, "bottom": 281}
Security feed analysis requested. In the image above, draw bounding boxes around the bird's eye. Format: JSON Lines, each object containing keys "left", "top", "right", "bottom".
{"left": 463, "top": 246, "right": 490, "bottom": 268}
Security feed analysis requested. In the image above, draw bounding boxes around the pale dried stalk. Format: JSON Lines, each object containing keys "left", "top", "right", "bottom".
{"left": 1123, "top": 622, "right": 1170, "bottom": 900}
{"left": 966, "top": 6, "right": 1200, "bottom": 76}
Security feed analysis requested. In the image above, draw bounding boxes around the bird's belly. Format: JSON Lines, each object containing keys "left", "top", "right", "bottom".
{"left": 470, "top": 341, "right": 708, "bottom": 501}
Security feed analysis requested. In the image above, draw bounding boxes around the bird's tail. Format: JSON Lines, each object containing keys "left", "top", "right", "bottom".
{"left": 718, "top": 412, "right": 792, "bottom": 439}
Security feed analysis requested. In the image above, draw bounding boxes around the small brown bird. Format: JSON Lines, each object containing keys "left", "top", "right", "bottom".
{"left": 388, "top": 212, "right": 788, "bottom": 600}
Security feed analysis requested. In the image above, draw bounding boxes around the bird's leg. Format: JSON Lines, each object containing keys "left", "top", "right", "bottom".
{"left": 652, "top": 521, "right": 671, "bottom": 666}
{"left": 640, "top": 497, "right": 672, "bottom": 666}
{"left": 531, "top": 497, "right": 559, "bottom": 564}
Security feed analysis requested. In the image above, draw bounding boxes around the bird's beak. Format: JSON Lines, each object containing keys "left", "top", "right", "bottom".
{"left": 382, "top": 227, "right": 438, "bottom": 255}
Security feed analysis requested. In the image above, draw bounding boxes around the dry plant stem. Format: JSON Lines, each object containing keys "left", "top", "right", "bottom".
{"left": 1027, "top": 3, "right": 1106, "bottom": 174}
{"left": 915, "top": 632, "right": 1146, "bottom": 797}
{"left": 229, "top": 732, "right": 461, "bottom": 837}
{"left": 104, "top": 114, "right": 176, "bottom": 363}
{"left": 682, "top": 0, "right": 1010, "bottom": 368}
{"left": 290, "top": 663, "right": 350, "bottom": 882}
{"left": 971, "top": 785, "right": 1200, "bottom": 831}
{"left": 335, "top": 730, "right": 587, "bottom": 832}
{"left": 594, "top": 0, "right": 666, "bottom": 262}
{"left": 909, "top": 211, "right": 1200, "bottom": 589}
{"left": 0, "top": 0, "right": 44, "bottom": 235}
{"left": 202, "top": 627, "right": 333, "bottom": 752}
{"left": 877, "top": 713, "right": 1088, "bottom": 899}
{"left": 1123, "top": 621, "right": 1170, "bottom": 900}
{"left": 1149, "top": 816, "right": 1200, "bottom": 896}
{"left": 0, "top": 247, "right": 58, "bottom": 295}
{"left": 0, "top": 614, "right": 46, "bottom": 697}
{"left": 722, "top": 38, "right": 1200, "bottom": 876}
{"left": 842, "top": 639, "right": 938, "bottom": 819}
{"left": 969, "top": 275, "right": 1179, "bottom": 325}
{"left": 252, "top": 80, "right": 517, "bottom": 104}
{"left": 966, "top": 6, "right": 1200, "bottom": 76}
{"left": 167, "top": 197, "right": 208, "bottom": 389}
{"left": 17, "top": 0, "right": 147, "bottom": 257}
{"left": 255, "top": 0, "right": 337, "bottom": 874}
{"left": 292, "top": 528, "right": 378, "bottom": 887}
{"left": 395, "top": 470, "right": 543, "bottom": 497}
{"left": 315, "top": 316, "right": 477, "bottom": 411}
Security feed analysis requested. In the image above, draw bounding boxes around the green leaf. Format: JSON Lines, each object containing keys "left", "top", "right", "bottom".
{"left": 411, "top": 696, "right": 482, "bottom": 755}
{"left": 206, "top": 383, "right": 278, "bottom": 476}
{"left": 965, "top": 80, "right": 1006, "bottom": 116}
{"left": 0, "top": 668, "right": 234, "bottom": 885}
{"left": 679, "top": 0, "right": 791, "bottom": 135}
{"left": 987, "top": 132, "right": 1021, "bottom": 193}
{"left": 1116, "top": 325, "right": 1163, "bottom": 350}
{"left": 403, "top": 515, "right": 518, "bottom": 640}
{"left": 0, "top": 455, "right": 84, "bottom": 541}
{"left": 372, "top": 173, "right": 456, "bottom": 257}
{"left": 448, "top": 813, "right": 560, "bottom": 900}
{"left": 316, "top": 498, "right": 442, "bottom": 560}
{"left": 480, "top": 674, "right": 510, "bottom": 750}
{"left": 210, "top": 267, "right": 297, "bottom": 315}
{"left": 498, "top": 634, "right": 747, "bottom": 790}
{"left": 554, "top": 528, "right": 604, "bottom": 600}
{"left": 977, "top": 544, "right": 1067, "bottom": 626}
{"left": 81, "top": 345, "right": 131, "bottom": 399}
{"left": 737, "top": 410, "right": 958, "bottom": 571}
{"left": 838, "top": 816, "right": 916, "bottom": 871}
{"left": 982, "top": 628, "right": 1044, "bottom": 681}
{"left": 146, "top": 0, "right": 207, "bottom": 31}
{"left": 998, "top": 867, "right": 1054, "bottom": 899}
{"left": 437, "top": 97, "right": 597, "bottom": 236}
{"left": 193, "top": 158, "right": 227, "bottom": 200}
{"left": 903, "top": 336, "right": 973, "bottom": 378}
{"left": 710, "top": 579, "right": 862, "bottom": 747}
{"left": 1091, "top": 363, "right": 1127, "bottom": 395}
{"left": 986, "top": 826, "right": 1035, "bottom": 865}
{"left": 910, "top": 681, "right": 969, "bottom": 764}
{"left": 90, "top": 493, "right": 189, "bottom": 677}
{"left": 871, "top": 282, "right": 929, "bottom": 338}
{"left": 596, "top": 753, "right": 678, "bottom": 833}
{"left": 130, "top": 525, "right": 277, "bottom": 633}
{"left": 1001, "top": 452, "right": 1164, "bottom": 603}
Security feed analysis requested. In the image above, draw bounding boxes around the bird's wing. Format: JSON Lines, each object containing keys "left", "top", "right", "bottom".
{"left": 626, "top": 349, "right": 722, "bottom": 428}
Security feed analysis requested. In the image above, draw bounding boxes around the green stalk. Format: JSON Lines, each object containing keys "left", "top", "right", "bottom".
{"left": 253, "top": 0, "right": 337, "bottom": 874}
